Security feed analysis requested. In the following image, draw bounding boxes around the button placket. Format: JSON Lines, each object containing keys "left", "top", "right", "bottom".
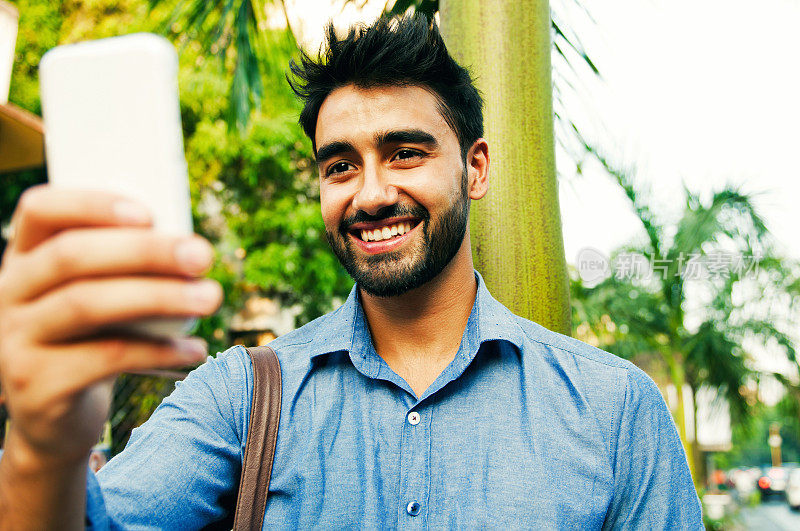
{"left": 397, "top": 405, "right": 431, "bottom": 527}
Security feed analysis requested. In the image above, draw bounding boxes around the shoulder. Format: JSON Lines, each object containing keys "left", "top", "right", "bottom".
{"left": 173, "top": 345, "right": 253, "bottom": 446}
{"left": 511, "top": 313, "right": 659, "bottom": 392}
{"left": 513, "top": 313, "right": 633, "bottom": 371}
{"left": 509, "top": 314, "right": 667, "bottom": 441}
{"left": 199, "top": 344, "right": 252, "bottom": 380}
{"left": 527, "top": 316, "right": 664, "bottom": 401}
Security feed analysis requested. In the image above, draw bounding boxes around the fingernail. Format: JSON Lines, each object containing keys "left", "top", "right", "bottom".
{"left": 175, "top": 239, "right": 213, "bottom": 273}
{"left": 185, "top": 280, "right": 222, "bottom": 310}
{"left": 113, "top": 200, "right": 151, "bottom": 225}
{"left": 174, "top": 338, "right": 208, "bottom": 361}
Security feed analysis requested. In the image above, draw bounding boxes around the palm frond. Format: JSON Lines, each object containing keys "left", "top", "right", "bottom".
{"left": 551, "top": 16, "right": 598, "bottom": 75}
{"left": 731, "top": 319, "right": 797, "bottom": 363}
{"left": 572, "top": 272, "right": 671, "bottom": 354}
{"left": 672, "top": 188, "right": 770, "bottom": 259}
{"left": 571, "top": 161, "right": 797, "bottom": 423}
{"left": 148, "top": 0, "right": 297, "bottom": 132}
{"left": 684, "top": 321, "right": 752, "bottom": 421}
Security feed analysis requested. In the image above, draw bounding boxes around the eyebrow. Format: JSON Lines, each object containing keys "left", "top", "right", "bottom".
{"left": 315, "top": 141, "right": 356, "bottom": 165}
{"left": 315, "top": 129, "right": 439, "bottom": 164}
{"left": 375, "top": 129, "right": 439, "bottom": 149}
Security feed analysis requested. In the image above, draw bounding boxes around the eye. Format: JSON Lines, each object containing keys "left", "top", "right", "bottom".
{"left": 393, "top": 148, "right": 424, "bottom": 161}
{"left": 327, "top": 161, "right": 353, "bottom": 176}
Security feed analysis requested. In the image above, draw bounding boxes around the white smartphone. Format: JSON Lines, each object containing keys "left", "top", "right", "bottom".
{"left": 39, "top": 33, "right": 196, "bottom": 339}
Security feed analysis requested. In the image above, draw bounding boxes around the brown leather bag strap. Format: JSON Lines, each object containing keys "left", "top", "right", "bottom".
{"left": 233, "top": 346, "right": 282, "bottom": 530}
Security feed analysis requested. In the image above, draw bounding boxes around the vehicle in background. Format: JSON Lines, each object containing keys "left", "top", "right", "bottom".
{"left": 758, "top": 466, "right": 789, "bottom": 499}
{"left": 787, "top": 469, "right": 800, "bottom": 511}
{"left": 729, "top": 467, "right": 759, "bottom": 499}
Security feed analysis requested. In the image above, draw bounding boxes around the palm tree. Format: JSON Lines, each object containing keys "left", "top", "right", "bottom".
{"left": 439, "top": 0, "right": 569, "bottom": 333}
{"left": 571, "top": 152, "right": 800, "bottom": 480}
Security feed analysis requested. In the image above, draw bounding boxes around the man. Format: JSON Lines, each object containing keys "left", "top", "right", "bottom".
{"left": 0, "top": 15, "right": 702, "bottom": 529}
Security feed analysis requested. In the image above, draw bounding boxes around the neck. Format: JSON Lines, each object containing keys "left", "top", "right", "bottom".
{"left": 359, "top": 237, "right": 477, "bottom": 364}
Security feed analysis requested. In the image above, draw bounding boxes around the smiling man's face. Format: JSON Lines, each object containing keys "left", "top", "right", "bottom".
{"left": 315, "top": 84, "right": 472, "bottom": 297}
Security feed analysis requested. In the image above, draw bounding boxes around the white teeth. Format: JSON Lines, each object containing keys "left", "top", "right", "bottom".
{"left": 359, "top": 222, "right": 415, "bottom": 242}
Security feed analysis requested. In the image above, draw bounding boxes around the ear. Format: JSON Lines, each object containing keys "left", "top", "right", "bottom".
{"left": 465, "top": 138, "right": 489, "bottom": 200}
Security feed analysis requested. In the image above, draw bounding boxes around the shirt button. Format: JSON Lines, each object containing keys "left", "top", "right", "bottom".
{"left": 407, "top": 411, "right": 421, "bottom": 425}
{"left": 406, "top": 500, "right": 421, "bottom": 516}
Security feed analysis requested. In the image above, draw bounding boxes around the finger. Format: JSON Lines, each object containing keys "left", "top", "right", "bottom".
{"left": 22, "top": 277, "right": 222, "bottom": 342}
{"left": 5, "top": 338, "right": 207, "bottom": 409}
{"left": 9, "top": 185, "right": 152, "bottom": 253}
{"left": 52, "top": 337, "right": 208, "bottom": 389}
{"left": 7, "top": 228, "right": 214, "bottom": 302}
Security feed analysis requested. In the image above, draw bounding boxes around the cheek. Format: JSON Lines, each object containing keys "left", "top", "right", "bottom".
{"left": 408, "top": 160, "right": 463, "bottom": 201}
{"left": 319, "top": 185, "right": 349, "bottom": 231}
{"left": 402, "top": 178, "right": 458, "bottom": 214}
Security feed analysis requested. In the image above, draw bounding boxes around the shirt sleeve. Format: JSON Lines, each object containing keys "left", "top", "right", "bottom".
{"left": 602, "top": 367, "right": 703, "bottom": 530}
{"left": 87, "top": 346, "right": 252, "bottom": 529}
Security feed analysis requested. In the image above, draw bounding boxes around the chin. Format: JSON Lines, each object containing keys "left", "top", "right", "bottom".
{"left": 352, "top": 256, "right": 432, "bottom": 297}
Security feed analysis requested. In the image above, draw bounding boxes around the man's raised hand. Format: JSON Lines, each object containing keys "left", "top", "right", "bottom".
{"left": 0, "top": 185, "right": 222, "bottom": 467}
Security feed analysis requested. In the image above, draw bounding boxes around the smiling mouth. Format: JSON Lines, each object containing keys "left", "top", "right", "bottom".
{"left": 349, "top": 219, "right": 422, "bottom": 243}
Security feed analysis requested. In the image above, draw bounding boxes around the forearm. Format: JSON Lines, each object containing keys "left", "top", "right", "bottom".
{"left": 0, "top": 429, "right": 88, "bottom": 531}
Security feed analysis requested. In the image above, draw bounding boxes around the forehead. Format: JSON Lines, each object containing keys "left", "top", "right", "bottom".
{"left": 315, "top": 84, "right": 456, "bottom": 150}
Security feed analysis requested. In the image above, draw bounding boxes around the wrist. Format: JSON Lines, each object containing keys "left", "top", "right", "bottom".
{"left": 0, "top": 429, "right": 89, "bottom": 531}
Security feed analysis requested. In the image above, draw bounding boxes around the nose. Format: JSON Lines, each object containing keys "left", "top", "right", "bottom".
{"left": 351, "top": 162, "right": 399, "bottom": 216}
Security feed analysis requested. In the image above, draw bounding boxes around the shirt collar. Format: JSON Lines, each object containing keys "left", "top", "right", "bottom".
{"left": 308, "top": 270, "right": 524, "bottom": 362}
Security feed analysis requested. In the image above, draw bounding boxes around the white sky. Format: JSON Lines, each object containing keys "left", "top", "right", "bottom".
{"left": 558, "top": 0, "right": 800, "bottom": 265}
{"left": 278, "top": 0, "right": 387, "bottom": 50}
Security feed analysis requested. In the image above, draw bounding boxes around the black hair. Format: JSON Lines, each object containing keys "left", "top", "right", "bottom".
{"left": 287, "top": 14, "right": 484, "bottom": 157}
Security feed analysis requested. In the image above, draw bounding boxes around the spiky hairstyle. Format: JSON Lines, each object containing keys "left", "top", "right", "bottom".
{"left": 287, "top": 14, "right": 483, "bottom": 156}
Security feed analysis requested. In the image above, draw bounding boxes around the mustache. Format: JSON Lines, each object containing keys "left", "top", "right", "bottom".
{"left": 339, "top": 204, "right": 429, "bottom": 232}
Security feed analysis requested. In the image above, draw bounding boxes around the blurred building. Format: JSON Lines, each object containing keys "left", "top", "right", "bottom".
{"left": 229, "top": 294, "right": 301, "bottom": 347}
{"left": 694, "top": 386, "right": 733, "bottom": 453}
{"left": 0, "top": 0, "right": 44, "bottom": 173}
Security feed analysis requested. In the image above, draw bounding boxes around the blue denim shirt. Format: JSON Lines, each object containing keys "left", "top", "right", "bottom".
{"left": 86, "top": 272, "right": 702, "bottom": 529}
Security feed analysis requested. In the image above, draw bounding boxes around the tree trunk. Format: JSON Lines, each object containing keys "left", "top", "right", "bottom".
{"left": 691, "top": 396, "right": 707, "bottom": 489}
{"left": 439, "top": 0, "right": 571, "bottom": 335}
{"left": 665, "top": 353, "right": 696, "bottom": 482}
{"left": 685, "top": 375, "right": 707, "bottom": 488}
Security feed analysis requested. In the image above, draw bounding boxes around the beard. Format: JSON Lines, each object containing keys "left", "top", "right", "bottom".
{"left": 326, "top": 168, "right": 470, "bottom": 297}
